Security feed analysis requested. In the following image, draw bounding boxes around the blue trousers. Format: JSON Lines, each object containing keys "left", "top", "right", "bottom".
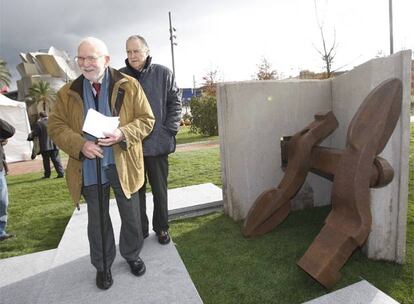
{"left": 0, "top": 169, "right": 9, "bottom": 236}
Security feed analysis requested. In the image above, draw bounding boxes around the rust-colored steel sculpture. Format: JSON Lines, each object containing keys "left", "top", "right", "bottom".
{"left": 243, "top": 78, "right": 403, "bottom": 288}
{"left": 297, "top": 78, "right": 402, "bottom": 288}
{"left": 308, "top": 147, "right": 394, "bottom": 187}
{"left": 242, "top": 111, "right": 339, "bottom": 237}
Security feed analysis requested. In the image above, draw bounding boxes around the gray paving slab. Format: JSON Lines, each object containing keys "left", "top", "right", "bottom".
{"left": 303, "top": 280, "right": 400, "bottom": 304}
{"left": 52, "top": 182, "right": 222, "bottom": 267}
{"left": 0, "top": 183, "right": 220, "bottom": 303}
{"left": 34, "top": 184, "right": 215, "bottom": 303}
{"left": 35, "top": 238, "right": 202, "bottom": 304}
{"left": 0, "top": 249, "right": 56, "bottom": 288}
{"left": 166, "top": 183, "right": 223, "bottom": 217}
{"left": 0, "top": 266, "right": 51, "bottom": 304}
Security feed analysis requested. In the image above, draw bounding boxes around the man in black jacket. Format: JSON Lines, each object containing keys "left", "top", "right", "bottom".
{"left": 120, "top": 35, "right": 182, "bottom": 245}
{"left": 28, "top": 111, "right": 64, "bottom": 178}
{"left": 0, "top": 118, "right": 15, "bottom": 241}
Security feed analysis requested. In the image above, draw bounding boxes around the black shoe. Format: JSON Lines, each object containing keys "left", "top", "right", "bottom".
{"left": 41, "top": 176, "right": 50, "bottom": 179}
{"left": 157, "top": 230, "right": 171, "bottom": 245}
{"left": 0, "top": 234, "right": 15, "bottom": 241}
{"left": 56, "top": 174, "right": 64, "bottom": 178}
{"left": 128, "top": 258, "right": 146, "bottom": 277}
{"left": 96, "top": 269, "right": 113, "bottom": 290}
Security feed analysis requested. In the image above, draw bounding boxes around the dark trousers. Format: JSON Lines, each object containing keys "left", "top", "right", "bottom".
{"left": 41, "top": 150, "right": 64, "bottom": 177}
{"left": 138, "top": 155, "right": 169, "bottom": 235}
{"left": 82, "top": 165, "right": 143, "bottom": 271}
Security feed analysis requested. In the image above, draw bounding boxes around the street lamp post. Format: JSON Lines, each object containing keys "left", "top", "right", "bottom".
{"left": 169, "top": 11, "right": 177, "bottom": 78}
{"left": 389, "top": 0, "right": 394, "bottom": 55}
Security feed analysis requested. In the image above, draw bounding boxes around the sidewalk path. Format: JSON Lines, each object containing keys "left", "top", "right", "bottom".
{"left": 0, "top": 183, "right": 222, "bottom": 304}
{"left": 7, "top": 140, "right": 219, "bottom": 176}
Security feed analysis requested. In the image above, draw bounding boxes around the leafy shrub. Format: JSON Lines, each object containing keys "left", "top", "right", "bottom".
{"left": 411, "top": 95, "right": 414, "bottom": 115}
{"left": 189, "top": 95, "right": 218, "bottom": 136}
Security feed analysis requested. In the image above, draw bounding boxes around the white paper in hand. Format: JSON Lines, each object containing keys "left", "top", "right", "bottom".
{"left": 82, "top": 108, "right": 120, "bottom": 138}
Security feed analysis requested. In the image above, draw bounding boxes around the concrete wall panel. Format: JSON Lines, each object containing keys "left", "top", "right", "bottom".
{"left": 218, "top": 80, "right": 332, "bottom": 220}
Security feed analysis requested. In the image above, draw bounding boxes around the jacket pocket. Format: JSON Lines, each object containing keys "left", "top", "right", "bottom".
{"left": 158, "top": 125, "right": 176, "bottom": 154}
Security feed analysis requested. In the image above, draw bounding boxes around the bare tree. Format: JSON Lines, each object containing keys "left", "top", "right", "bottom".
{"left": 313, "top": 0, "right": 337, "bottom": 78}
{"left": 201, "top": 69, "right": 220, "bottom": 97}
{"left": 255, "top": 57, "right": 279, "bottom": 80}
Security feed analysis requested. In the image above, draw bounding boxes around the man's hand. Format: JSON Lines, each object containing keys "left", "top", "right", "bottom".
{"left": 98, "top": 128, "right": 125, "bottom": 146}
{"left": 81, "top": 140, "right": 104, "bottom": 159}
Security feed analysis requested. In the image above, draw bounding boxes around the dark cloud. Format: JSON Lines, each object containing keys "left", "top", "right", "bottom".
{"left": 0, "top": 0, "right": 277, "bottom": 88}
{"left": 0, "top": 0, "right": 179, "bottom": 88}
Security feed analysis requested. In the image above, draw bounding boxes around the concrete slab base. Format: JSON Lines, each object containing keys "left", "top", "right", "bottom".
{"left": 0, "top": 249, "right": 57, "bottom": 288}
{"left": 35, "top": 238, "right": 202, "bottom": 304}
{"left": 166, "top": 183, "right": 223, "bottom": 219}
{"left": 0, "top": 183, "right": 222, "bottom": 304}
{"left": 303, "top": 280, "right": 400, "bottom": 304}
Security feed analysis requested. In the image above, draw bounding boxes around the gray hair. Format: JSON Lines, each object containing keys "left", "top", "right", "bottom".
{"left": 126, "top": 35, "right": 149, "bottom": 50}
{"left": 78, "top": 37, "right": 109, "bottom": 55}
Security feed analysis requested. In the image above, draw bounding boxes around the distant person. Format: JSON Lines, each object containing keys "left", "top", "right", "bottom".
{"left": 48, "top": 37, "right": 154, "bottom": 290}
{"left": 0, "top": 118, "right": 15, "bottom": 241}
{"left": 28, "top": 111, "right": 64, "bottom": 178}
{"left": 120, "top": 35, "right": 182, "bottom": 245}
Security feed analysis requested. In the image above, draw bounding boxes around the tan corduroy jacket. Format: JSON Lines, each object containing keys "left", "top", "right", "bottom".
{"left": 48, "top": 67, "right": 155, "bottom": 205}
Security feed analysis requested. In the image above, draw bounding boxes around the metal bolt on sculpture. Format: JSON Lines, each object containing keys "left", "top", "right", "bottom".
{"left": 242, "top": 78, "right": 403, "bottom": 288}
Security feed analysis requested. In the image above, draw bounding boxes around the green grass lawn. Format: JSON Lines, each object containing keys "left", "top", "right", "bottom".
{"left": 168, "top": 126, "right": 414, "bottom": 303}
{"left": 171, "top": 207, "right": 413, "bottom": 304}
{"left": 169, "top": 147, "right": 221, "bottom": 188}
{"left": 176, "top": 125, "right": 218, "bottom": 145}
{"left": 1, "top": 125, "right": 413, "bottom": 303}
{"left": 1, "top": 174, "right": 73, "bottom": 257}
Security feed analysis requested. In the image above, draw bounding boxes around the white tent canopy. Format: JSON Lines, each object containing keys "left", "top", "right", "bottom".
{"left": 0, "top": 94, "right": 32, "bottom": 163}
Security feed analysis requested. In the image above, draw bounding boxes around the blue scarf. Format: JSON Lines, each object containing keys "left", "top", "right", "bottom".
{"left": 82, "top": 69, "right": 115, "bottom": 186}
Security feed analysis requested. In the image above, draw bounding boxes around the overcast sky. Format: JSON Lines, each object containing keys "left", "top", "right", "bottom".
{"left": 1, "top": 0, "right": 413, "bottom": 90}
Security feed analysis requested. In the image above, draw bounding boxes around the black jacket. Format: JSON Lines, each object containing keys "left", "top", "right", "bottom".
{"left": 29, "top": 117, "right": 57, "bottom": 152}
{"left": 0, "top": 118, "right": 15, "bottom": 171}
{"left": 120, "top": 57, "right": 182, "bottom": 156}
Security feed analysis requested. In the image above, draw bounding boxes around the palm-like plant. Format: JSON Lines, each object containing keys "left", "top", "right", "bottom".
{"left": 29, "top": 80, "right": 56, "bottom": 112}
{"left": 0, "top": 59, "right": 11, "bottom": 88}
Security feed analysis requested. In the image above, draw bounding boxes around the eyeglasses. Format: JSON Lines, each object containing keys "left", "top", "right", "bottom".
{"left": 74, "top": 55, "right": 104, "bottom": 64}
